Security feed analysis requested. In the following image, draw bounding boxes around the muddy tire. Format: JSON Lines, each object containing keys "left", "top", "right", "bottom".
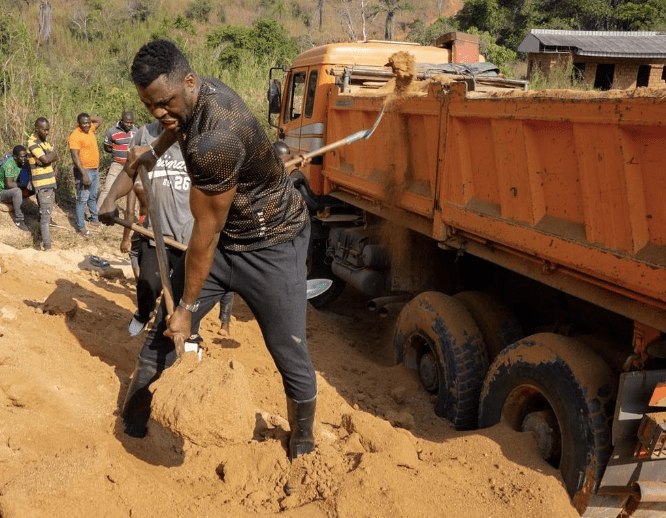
{"left": 454, "top": 291, "right": 523, "bottom": 361}
{"left": 393, "top": 292, "right": 489, "bottom": 430}
{"left": 478, "top": 333, "right": 616, "bottom": 513}
{"left": 307, "top": 236, "right": 346, "bottom": 309}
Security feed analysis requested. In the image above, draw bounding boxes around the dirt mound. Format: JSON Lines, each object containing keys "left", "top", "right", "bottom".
{"left": 150, "top": 356, "right": 256, "bottom": 447}
{"left": 0, "top": 227, "right": 580, "bottom": 517}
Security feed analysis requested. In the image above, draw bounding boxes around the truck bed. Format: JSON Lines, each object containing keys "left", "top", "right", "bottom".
{"left": 321, "top": 80, "right": 666, "bottom": 329}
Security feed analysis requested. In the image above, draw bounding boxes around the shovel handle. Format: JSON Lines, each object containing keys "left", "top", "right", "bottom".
{"left": 137, "top": 165, "right": 186, "bottom": 356}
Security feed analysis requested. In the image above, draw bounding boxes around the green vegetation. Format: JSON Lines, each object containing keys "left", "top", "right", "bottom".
{"left": 528, "top": 60, "right": 592, "bottom": 91}
{"left": 453, "top": 0, "right": 666, "bottom": 50}
{"left": 0, "top": 4, "right": 287, "bottom": 203}
{"left": 1, "top": 0, "right": 663, "bottom": 206}
{"left": 206, "top": 19, "right": 300, "bottom": 70}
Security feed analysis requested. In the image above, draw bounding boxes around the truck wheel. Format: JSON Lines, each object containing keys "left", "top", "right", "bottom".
{"left": 393, "top": 292, "right": 489, "bottom": 430}
{"left": 307, "top": 236, "right": 346, "bottom": 309}
{"left": 454, "top": 291, "right": 523, "bottom": 361}
{"left": 478, "top": 333, "right": 616, "bottom": 513}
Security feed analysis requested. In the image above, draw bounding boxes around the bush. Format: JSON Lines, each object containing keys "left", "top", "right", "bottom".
{"left": 150, "top": 14, "right": 197, "bottom": 40}
{"left": 125, "top": 0, "right": 158, "bottom": 22}
{"left": 207, "top": 19, "right": 299, "bottom": 70}
{"left": 407, "top": 16, "right": 458, "bottom": 45}
{"left": 528, "top": 60, "right": 591, "bottom": 91}
{"left": 465, "top": 27, "right": 516, "bottom": 75}
{"left": 185, "top": 0, "right": 213, "bottom": 23}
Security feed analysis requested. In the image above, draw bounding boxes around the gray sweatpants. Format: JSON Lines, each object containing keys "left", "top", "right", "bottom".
{"left": 138, "top": 220, "right": 316, "bottom": 401}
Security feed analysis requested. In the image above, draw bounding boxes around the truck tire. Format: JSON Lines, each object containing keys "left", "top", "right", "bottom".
{"left": 478, "top": 333, "right": 616, "bottom": 513}
{"left": 393, "top": 292, "right": 489, "bottom": 430}
{"left": 307, "top": 236, "right": 346, "bottom": 309}
{"left": 454, "top": 291, "right": 523, "bottom": 361}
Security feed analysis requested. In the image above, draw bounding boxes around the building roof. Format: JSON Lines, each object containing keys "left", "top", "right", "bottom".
{"left": 517, "top": 29, "right": 666, "bottom": 59}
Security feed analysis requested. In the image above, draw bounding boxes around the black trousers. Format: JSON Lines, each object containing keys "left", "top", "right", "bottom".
{"left": 136, "top": 238, "right": 185, "bottom": 322}
{"left": 138, "top": 220, "right": 316, "bottom": 402}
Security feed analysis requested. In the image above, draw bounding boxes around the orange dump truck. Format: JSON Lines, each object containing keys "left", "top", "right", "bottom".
{"left": 268, "top": 33, "right": 666, "bottom": 517}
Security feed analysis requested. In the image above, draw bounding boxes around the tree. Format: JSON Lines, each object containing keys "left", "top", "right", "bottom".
{"left": 317, "top": 0, "right": 325, "bottom": 30}
{"left": 206, "top": 19, "right": 299, "bottom": 69}
{"left": 615, "top": 0, "right": 666, "bottom": 30}
{"left": 372, "top": 0, "right": 414, "bottom": 40}
{"left": 334, "top": 0, "right": 379, "bottom": 41}
{"left": 407, "top": 16, "right": 458, "bottom": 45}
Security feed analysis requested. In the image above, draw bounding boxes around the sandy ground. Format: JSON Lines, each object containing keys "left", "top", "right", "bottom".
{"left": 0, "top": 213, "right": 580, "bottom": 518}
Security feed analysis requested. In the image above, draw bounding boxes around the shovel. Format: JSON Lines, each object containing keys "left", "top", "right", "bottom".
{"left": 117, "top": 176, "right": 333, "bottom": 356}
{"left": 136, "top": 165, "right": 186, "bottom": 356}
{"left": 114, "top": 215, "right": 334, "bottom": 301}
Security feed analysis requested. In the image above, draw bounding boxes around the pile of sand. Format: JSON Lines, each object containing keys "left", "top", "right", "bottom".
{"left": 0, "top": 237, "right": 580, "bottom": 518}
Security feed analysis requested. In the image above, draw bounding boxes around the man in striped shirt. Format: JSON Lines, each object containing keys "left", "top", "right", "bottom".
{"left": 98, "top": 111, "right": 137, "bottom": 209}
{"left": 27, "top": 117, "right": 59, "bottom": 250}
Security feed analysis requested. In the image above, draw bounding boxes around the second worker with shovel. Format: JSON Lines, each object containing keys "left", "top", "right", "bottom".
{"left": 99, "top": 39, "right": 317, "bottom": 460}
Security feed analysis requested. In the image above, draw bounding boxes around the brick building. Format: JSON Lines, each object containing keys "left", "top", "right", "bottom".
{"left": 517, "top": 29, "right": 666, "bottom": 90}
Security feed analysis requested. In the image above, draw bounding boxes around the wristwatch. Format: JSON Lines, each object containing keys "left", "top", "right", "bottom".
{"left": 179, "top": 299, "right": 200, "bottom": 312}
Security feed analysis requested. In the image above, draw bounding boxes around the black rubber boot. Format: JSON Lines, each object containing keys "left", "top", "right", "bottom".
{"left": 121, "top": 358, "right": 163, "bottom": 438}
{"left": 287, "top": 395, "right": 316, "bottom": 460}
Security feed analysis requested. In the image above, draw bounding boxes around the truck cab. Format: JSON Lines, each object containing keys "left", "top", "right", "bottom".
{"left": 269, "top": 36, "right": 479, "bottom": 196}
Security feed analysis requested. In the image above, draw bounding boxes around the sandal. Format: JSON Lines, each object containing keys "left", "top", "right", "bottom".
{"left": 90, "top": 255, "right": 111, "bottom": 270}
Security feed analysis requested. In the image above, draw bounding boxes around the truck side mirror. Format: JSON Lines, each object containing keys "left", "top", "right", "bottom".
{"left": 268, "top": 79, "right": 282, "bottom": 115}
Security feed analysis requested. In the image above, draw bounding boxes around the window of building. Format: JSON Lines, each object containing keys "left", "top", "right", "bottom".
{"left": 661, "top": 65, "right": 666, "bottom": 82}
{"left": 637, "top": 65, "right": 651, "bottom": 87}
{"left": 594, "top": 63, "right": 615, "bottom": 90}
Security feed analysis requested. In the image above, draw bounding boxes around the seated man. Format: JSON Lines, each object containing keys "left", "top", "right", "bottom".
{"left": 0, "top": 146, "right": 30, "bottom": 232}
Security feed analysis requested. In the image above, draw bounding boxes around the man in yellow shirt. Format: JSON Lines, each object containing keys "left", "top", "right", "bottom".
{"left": 28, "top": 117, "right": 59, "bottom": 250}
{"left": 68, "top": 112, "right": 103, "bottom": 237}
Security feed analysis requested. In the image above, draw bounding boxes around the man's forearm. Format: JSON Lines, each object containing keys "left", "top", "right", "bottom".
{"left": 121, "top": 189, "right": 137, "bottom": 241}
{"left": 149, "top": 129, "right": 179, "bottom": 158}
{"left": 102, "top": 169, "right": 134, "bottom": 210}
{"left": 181, "top": 222, "right": 220, "bottom": 306}
{"left": 39, "top": 151, "right": 57, "bottom": 165}
{"left": 70, "top": 150, "right": 86, "bottom": 174}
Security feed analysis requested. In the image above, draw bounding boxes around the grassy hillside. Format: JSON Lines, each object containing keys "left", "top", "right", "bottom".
{"left": 0, "top": 0, "right": 463, "bottom": 203}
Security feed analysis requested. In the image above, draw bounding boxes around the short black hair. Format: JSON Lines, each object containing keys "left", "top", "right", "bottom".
{"left": 35, "top": 117, "right": 49, "bottom": 127}
{"left": 131, "top": 39, "right": 192, "bottom": 87}
{"left": 77, "top": 112, "right": 90, "bottom": 123}
{"left": 13, "top": 145, "right": 26, "bottom": 155}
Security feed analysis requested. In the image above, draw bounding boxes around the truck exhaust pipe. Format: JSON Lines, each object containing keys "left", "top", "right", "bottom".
{"left": 367, "top": 295, "right": 412, "bottom": 312}
{"left": 379, "top": 302, "right": 408, "bottom": 318}
{"left": 632, "top": 481, "right": 666, "bottom": 502}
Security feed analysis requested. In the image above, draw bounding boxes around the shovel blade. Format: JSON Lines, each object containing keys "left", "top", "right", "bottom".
{"left": 306, "top": 278, "right": 333, "bottom": 299}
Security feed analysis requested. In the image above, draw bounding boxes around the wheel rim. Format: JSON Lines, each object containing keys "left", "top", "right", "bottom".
{"left": 419, "top": 351, "right": 439, "bottom": 393}
{"left": 406, "top": 333, "right": 440, "bottom": 394}
{"left": 501, "top": 384, "right": 563, "bottom": 468}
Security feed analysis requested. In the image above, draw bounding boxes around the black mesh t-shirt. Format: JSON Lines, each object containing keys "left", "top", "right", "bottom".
{"left": 180, "top": 77, "right": 308, "bottom": 252}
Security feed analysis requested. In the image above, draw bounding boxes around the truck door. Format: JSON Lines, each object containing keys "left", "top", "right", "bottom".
{"left": 282, "top": 68, "right": 307, "bottom": 151}
{"left": 282, "top": 68, "right": 323, "bottom": 155}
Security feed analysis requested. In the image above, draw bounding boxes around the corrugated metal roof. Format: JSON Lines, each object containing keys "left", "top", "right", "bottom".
{"left": 517, "top": 29, "right": 666, "bottom": 58}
